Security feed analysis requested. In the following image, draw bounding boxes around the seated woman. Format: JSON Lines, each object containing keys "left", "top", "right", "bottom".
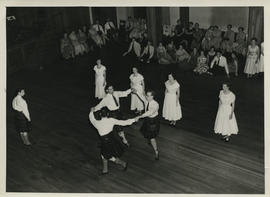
{"left": 175, "top": 44, "right": 191, "bottom": 70}
{"left": 129, "top": 19, "right": 143, "bottom": 40}
{"left": 166, "top": 40, "right": 177, "bottom": 62}
{"left": 188, "top": 47, "right": 199, "bottom": 69}
{"left": 207, "top": 46, "right": 216, "bottom": 67}
{"left": 228, "top": 52, "right": 239, "bottom": 76}
{"left": 202, "top": 26, "right": 214, "bottom": 51}
{"left": 157, "top": 42, "right": 175, "bottom": 65}
{"left": 69, "top": 30, "right": 86, "bottom": 56}
{"left": 233, "top": 27, "right": 247, "bottom": 57}
{"left": 220, "top": 37, "right": 233, "bottom": 58}
{"left": 78, "top": 28, "right": 89, "bottom": 53}
{"left": 88, "top": 26, "right": 104, "bottom": 48}
{"left": 193, "top": 50, "right": 211, "bottom": 75}
{"left": 60, "top": 32, "right": 75, "bottom": 59}
{"left": 210, "top": 25, "right": 222, "bottom": 49}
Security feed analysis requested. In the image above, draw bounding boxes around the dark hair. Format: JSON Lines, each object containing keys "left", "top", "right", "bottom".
{"left": 15, "top": 88, "right": 24, "bottom": 95}
{"left": 200, "top": 50, "right": 205, "bottom": 56}
{"left": 168, "top": 72, "right": 175, "bottom": 79}
{"left": 210, "top": 46, "right": 215, "bottom": 50}
{"left": 222, "top": 81, "right": 231, "bottom": 89}
{"left": 238, "top": 27, "right": 244, "bottom": 31}
{"left": 146, "top": 90, "right": 156, "bottom": 98}
{"left": 99, "top": 107, "right": 110, "bottom": 118}
{"left": 227, "top": 24, "right": 232, "bottom": 28}
{"left": 251, "top": 37, "right": 257, "bottom": 42}
{"left": 105, "top": 83, "right": 113, "bottom": 91}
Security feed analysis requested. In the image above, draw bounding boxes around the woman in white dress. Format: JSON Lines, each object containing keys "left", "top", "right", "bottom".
{"left": 93, "top": 59, "right": 106, "bottom": 99}
{"left": 244, "top": 38, "right": 260, "bottom": 78}
{"left": 162, "top": 73, "right": 182, "bottom": 126}
{"left": 129, "top": 67, "right": 145, "bottom": 114}
{"left": 214, "top": 82, "right": 238, "bottom": 142}
{"left": 258, "top": 42, "right": 264, "bottom": 74}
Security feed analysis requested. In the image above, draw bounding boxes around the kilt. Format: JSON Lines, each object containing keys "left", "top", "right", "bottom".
{"left": 109, "top": 109, "right": 124, "bottom": 133}
{"left": 140, "top": 116, "right": 160, "bottom": 139}
{"left": 100, "top": 131, "right": 126, "bottom": 159}
{"left": 14, "top": 111, "right": 31, "bottom": 133}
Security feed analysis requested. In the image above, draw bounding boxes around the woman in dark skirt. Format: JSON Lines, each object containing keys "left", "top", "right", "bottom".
{"left": 89, "top": 107, "right": 138, "bottom": 174}
{"left": 12, "top": 88, "right": 32, "bottom": 146}
{"left": 137, "top": 90, "right": 160, "bottom": 160}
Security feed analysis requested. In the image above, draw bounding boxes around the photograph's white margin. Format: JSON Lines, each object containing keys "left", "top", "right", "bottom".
{"left": 0, "top": 0, "right": 269, "bottom": 197}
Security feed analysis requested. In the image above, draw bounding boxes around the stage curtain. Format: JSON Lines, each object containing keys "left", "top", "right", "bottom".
{"left": 248, "top": 7, "right": 264, "bottom": 43}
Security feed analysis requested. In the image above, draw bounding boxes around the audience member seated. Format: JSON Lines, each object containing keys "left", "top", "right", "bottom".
{"left": 140, "top": 41, "right": 154, "bottom": 64}
{"left": 220, "top": 37, "right": 233, "bottom": 57}
{"left": 140, "top": 32, "right": 148, "bottom": 49}
{"left": 157, "top": 42, "right": 175, "bottom": 65}
{"left": 202, "top": 26, "right": 214, "bottom": 50}
{"left": 93, "top": 20, "right": 107, "bottom": 44}
{"left": 211, "top": 25, "right": 222, "bottom": 49}
{"left": 167, "top": 40, "right": 177, "bottom": 62}
{"left": 207, "top": 46, "right": 216, "bottom": 67}
{"left": 228, "top": 52, "right": 238, "bottom": 76}
{"left": 188, "top": 47, "right": 199, "bottom": 69}
{"left": 118, "top": 20, "right": 126, "bottom": 42}
{"left": 78, "top": 28, "right": 89, "bottom": 53}
{"left": 60, "top": 32, "right": 75, "bottom": 59}
{"left": 183, "top": 22, "right": 194, "bottom": 50}
{"left": 191, "top": 23, "right": 204, "bottom": 50}
{"left": 162, "top": 24, "right": 172, "bottom": 45}
{"left": 88, "top": 26, "right": 104, "bottom": 48}
{"left": 224, "top": 24, "right": 235, "bottom": 47}
{"left": 104, "top": 18, "right": 117, "bottom": 40}
{"left": 210, "top": 50, "right": 230, "bottom": 78}
{"left": 233, "top": 27, "right": 247, "bottom": 56}
{"left": 193, "top": 50, "right": 210, "bottom": 75}
{"left": 123, "top": 37, "right": 141, "bottom": 61}
{"left": 175, "top": 44, "right": 190, "bottom": 70}
{"left": 69, "top": 30, "right": 86, "bottom": 56}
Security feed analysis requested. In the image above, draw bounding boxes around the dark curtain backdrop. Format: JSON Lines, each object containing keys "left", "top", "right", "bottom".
{"left": 248, "top": 7, "right": 264, "bottom": 43}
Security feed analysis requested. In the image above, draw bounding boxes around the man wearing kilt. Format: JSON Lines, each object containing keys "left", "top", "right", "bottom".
{"left": 12, "top": 88, "right": 32, "bottom": 146}
{"left": 94, "top": 84, "right": 133, "bottom": 147}
{"left": 89, "top": 107, "right": 139, "bottom": 174}
{"left": 138, "top": 90, "right": 160, "bottom": 160}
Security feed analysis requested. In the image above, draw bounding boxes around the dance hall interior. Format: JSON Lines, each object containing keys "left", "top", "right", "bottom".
{"left": 5, "top": 6, "right": 264, "bottom": 193}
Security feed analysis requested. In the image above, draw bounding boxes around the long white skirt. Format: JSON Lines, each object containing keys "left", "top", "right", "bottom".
{"left": 244, "top": 55, "right": 258, "bottom": 75}
{"left": 214, "top": 105, "right": 238, "bottom": 136}
{"left": 131, "top": 85, "right": 144, "bottom": 111}
{"left": 257, "top": 54, "right": 264, "bottom": 73}
{"left": 95, "top": 76, "right": 106, "bottom": 99}
{"left": 162, "top": 93, "right": 182, "bottom": 121}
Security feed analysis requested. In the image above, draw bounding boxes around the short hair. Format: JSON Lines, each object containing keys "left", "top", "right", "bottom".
{"left": 105, "top": 83, "right": 113, "bottom": 91}
{"left": 238, "top": 27, "right": 244, "bottom": 31}
{"left": 146, "top": 90, "right": 156, "bottom": 98}
{"left": 251, "top": 37, "right": 258, "bottom": 42}
{"left": 222, "top": 81, "right": 232, "bottom": 89}
{"left": 16, "top": 88, "right": 24, "bottom": 94}
{"left": 168, "top": 72, "right": 176, "bottom": 79}
{"left": 99, "top": 107, "right": 110, "bottom": 118}
{"left": 227, "top": 24, "right": 232, "bottom": 28}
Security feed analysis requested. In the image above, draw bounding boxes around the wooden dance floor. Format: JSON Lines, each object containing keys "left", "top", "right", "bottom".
{"left": 6, "top": 44, "right": 264, "bottom": 193}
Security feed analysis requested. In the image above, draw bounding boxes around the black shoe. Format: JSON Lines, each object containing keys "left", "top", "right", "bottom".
{"left": 100, "top": 171, "right": 109, "bottom": 175}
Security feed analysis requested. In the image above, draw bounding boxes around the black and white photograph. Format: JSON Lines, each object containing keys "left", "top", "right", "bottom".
{"left": 0, "top": 1, "right": 268, "bottom": 195}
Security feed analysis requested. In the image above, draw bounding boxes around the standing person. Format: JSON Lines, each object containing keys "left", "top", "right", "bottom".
{"left": 89, "top": 107, "right": 139, "bottom": 174}
{"left": 214, "top": 82, "right": 238, "bottom": 142}
{"left": 224, "top": 24, "right": 235, "bottom": 47}
{"left": 244, "top": 38, "right": 260, "bottom": 78}
{"left": 93, "top": 59, "right": 106, "bottom": 99}
{"left": 210, "top": 50, "right": 230, "bottom": 78}
{"left": 93, "top": 85, "right": 132, "bottom": 146}
{"left": 258, "top": 41, "right": 264, "bottom": 76}
{"left": 140, "top": 41, "right": 155, "bottom": 64}
{"left": 191, "top": 23, "right": 203, "bottom": 50}
{"left": 130, "top": 67, "right": 145, "bottom": 115}
{"left": 228, "top": 52, "right": 239, "bottom": 76}
{"left": 137, "top": 90, "right": 160, "bottom": 160}
{"left": 12, "top": 88, "right": 32, "bottom": 146}
{"left": 162, "top": 73, "right": 182, "bottom": 126}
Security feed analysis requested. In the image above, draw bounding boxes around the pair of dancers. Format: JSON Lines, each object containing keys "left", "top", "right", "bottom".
{"left": 89, "top": 84, "right": 160, "bottom": 174}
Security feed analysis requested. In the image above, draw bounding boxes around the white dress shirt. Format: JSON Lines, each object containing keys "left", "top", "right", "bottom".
{"left": 89, "top": 112, "right": 135, "bottom": 136}
{"left": 104, "top": 21, "right": 115, "bottom": 33}
{"left": 141, "top": 99, "right": 159, "bottom": 118}
{"left": 127, "top": 41, "right": 141, "bottom": 57}
{"left": 12, "top": 95, "right": 31, "bottom": 121}
{"left": 141, "top": 45, "right": 155, "bottom": 59}
{"left": 210, "top": 55, "right": 229, "bottom": 74}
{"left": 94, "top": 89, "right": 132, "bottom": 111}
{"left": 93, "top": 24, "right": 105, "bottom": 34}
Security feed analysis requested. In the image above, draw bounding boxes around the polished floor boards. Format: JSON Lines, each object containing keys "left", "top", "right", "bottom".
{"left": 6, "top": 44, "right": 264, "bottom": 193}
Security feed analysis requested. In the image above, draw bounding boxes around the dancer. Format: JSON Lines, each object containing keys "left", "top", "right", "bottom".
{"left": 214, "top": 82, "right": 238, "bottom": 142}
{"left": 137, "top": 90, "right": 160, "bottom": 160}
{"left": 162, "top": 73, "right": 182, "bottom": 126}
{"left": 93, "top": 59, "right": 106, "bottom": 99}
{"left": 130, "top": 67, "right": 145, "bottom": 115}
{"left": 94, "top": 84, "right": 133, "bottom": 146}
{"left": 12, "top": 88, "right": 32, "bottom": 146}
{"left": 89, "top": 107, "right": 139, "bottom": 174}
